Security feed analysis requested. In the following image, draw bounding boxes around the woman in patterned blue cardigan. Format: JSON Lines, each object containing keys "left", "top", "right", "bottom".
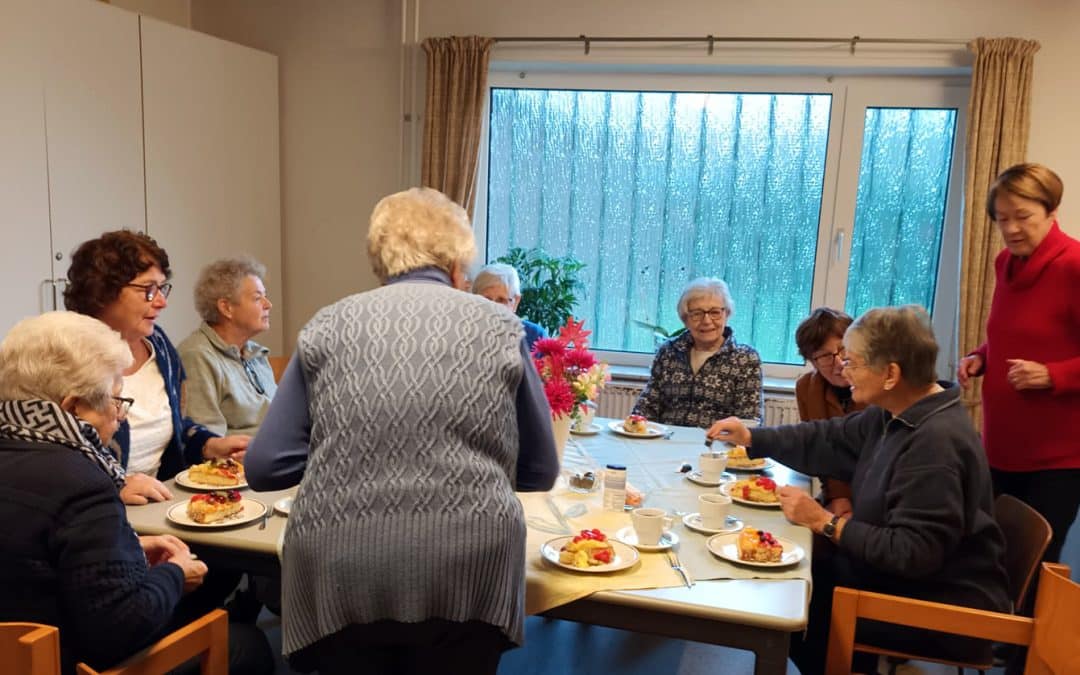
{"left": 633, "top": 277, "right": 763, "bottom": 428}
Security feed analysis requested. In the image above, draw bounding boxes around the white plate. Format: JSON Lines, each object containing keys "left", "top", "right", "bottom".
{"left": 706, "top": 532, "right": 806, "bottom": 568}
{"left": 681, "top": 513, "right": 744, "bottom": 535}
{"left": 540, "top": 536, "right": 640, "bottom": 573}
{"left": 174, "top": 469, "right": 248, "bottom": 491}
{"left": 720, "top": 481, "right": 783, "bottom": 508}
{"left": 274, "top": 497, "right": 293, "bottom": 515}
{"left": 685, "top": 471, "right": 735, "bottom": 487}
{"left": 607, "top": 420, "right": 669, "bottom": 439}
{"left": 613, "top": 525, "right": 679, "bottom": 551}
{"left": 569, "top": 423, "right": 602, "bottom": 436}
{"left": 166, "top": 498, "right": 266, "bottom": 528}
{"left": 726, "top": 458, "right": 774, "bottom": 472}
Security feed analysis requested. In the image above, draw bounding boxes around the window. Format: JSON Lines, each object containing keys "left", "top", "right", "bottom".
{"left": 476, "top": 72, "right": 967, "bottom": 376}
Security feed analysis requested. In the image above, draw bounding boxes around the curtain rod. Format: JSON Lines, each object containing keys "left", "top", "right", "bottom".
{"left": 492, "top": 35, "right": 970, "bottom": 56}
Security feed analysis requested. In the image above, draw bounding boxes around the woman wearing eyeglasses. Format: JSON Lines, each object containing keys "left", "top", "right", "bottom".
{"left": 65, "top": 230, "right": 250, "bottom": 506}
{"left": 632, "top": 277, "right": 763, "bottom": 428}
{"left": 177, "top": 257, "right": 276, "bottom": 436}
{"left": 707, "top": 305, "right": 1009, "bottom": 675}
{"left": 793, "top": 307, "right": 868, "bottom": 518}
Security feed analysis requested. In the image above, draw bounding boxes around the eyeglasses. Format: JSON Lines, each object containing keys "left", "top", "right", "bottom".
{"left": 840, "top": 358, "right": 869, "bottom": 373}
{"left": 111, "top": 396, "right": 135, "bottom": 416}
{"left": 126, "top": 281, "right": 172, "bottom": 302}
{"left": 811, "top": 348, "right": 845, "bottom": 368}
{"left": 244, "top": 360, "right": 266, "bottom": 396}
{"left": 686, "top": 308, "right": 727, "bottom": 323}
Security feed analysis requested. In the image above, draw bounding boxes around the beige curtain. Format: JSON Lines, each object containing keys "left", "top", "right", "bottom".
{"left": 420, "top": 36, "right": 495, "bottom": 216}
{"left": 959, "top": 37, "right": 1040, "bottom": 427}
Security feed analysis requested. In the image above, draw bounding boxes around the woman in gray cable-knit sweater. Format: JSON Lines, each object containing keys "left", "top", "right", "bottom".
{"left": 246, "top": 187, "right": 559, "bottom": 675}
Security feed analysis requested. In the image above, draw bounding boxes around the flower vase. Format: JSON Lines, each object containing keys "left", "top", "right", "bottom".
{"left": 551, "top": 413, "right": 572, "bottom": 466}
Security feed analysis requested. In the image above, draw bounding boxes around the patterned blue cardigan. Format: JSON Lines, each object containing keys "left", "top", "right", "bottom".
{"left": 633, "top": 328, "right": 763, "bottom": 428}
{"left": 110, "top": 325, "right": 217, "bottom": 480}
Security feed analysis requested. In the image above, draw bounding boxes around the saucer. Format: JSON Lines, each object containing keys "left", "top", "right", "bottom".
{"left": 685, "top": 471, "right": 735, "bottom": 487}
{"left": 681, "top": 512, "right": 743, "bottom": 535}
{"left": 614, "top": 525, "right": 679, "bottom": 551}
{"left": 570, "top": 423, "right": 602, "bottom": 436}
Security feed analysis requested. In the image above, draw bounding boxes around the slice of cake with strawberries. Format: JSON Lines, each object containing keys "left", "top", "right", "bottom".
{"left": 558, "top": 529, "right": 615, "bottom": 568}
{"left": 731, "top": 476, "right": 779, "bottom": 503}
{"left": 187, "top": 457, "right": 245, "bottom": 487}
{"left": 738, "top": 527, "right": 783, "bottom": 562}
{"left": 186, "top": 490, "right": 244, "bottom": 524}
{"left": 624, "top": 414, "right": 649, "bottom": 434}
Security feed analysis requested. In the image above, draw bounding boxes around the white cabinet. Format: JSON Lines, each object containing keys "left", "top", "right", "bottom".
{"left": 0, "top": 0, "right": 144, "bottom": 334}
{"left": 140, "top": 17, "right": 282, "bottom": 354}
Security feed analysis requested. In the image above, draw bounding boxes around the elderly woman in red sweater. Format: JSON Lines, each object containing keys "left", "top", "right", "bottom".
{"left": 958, "top": 162, "right": 1080, "bottom": 563}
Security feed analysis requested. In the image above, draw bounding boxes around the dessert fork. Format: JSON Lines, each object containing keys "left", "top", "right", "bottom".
{"left": 666, "top": 550, "right": 694, "bottom": 588}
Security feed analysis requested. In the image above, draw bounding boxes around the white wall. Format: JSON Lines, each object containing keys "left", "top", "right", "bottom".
{"left": 107, "top": 0, "right": 190, "bottom": 27}
{"left": 192, "top": 0, "right": 1080, "bottom": 349}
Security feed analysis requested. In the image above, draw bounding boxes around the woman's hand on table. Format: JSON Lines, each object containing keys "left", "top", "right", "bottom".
{"left": 778, "top": 486, "right": 832, "bottom": 533}
{"left": 139, "top": 534, "right": 188, "bottom": 566}
{"left": 705, "top": 417, "right": 751, "bottom": 446}
{"left": 1006, "top": 359, "right": 1052, "bottom": 391}
{"left": 120, "top": 472, "right": 173, "bottom": 505}
{"left": 203, "top": 434, "right": 250, "bottom": 461}
{"left": 956, "top": 354, "right": 984, "bottom": 387}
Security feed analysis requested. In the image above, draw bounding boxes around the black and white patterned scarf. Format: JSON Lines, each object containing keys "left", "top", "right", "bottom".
{"left": 0, "top": 399, "right": 127, "bottom": 489}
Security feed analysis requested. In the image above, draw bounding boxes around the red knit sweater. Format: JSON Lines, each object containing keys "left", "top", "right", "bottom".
{"left": 974, "top": 222, "right": 1080, "bottom": 471}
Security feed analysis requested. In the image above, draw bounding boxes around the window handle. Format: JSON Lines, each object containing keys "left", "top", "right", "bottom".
{"left": 834, "top": 229, "right": 846, "bottom": 262}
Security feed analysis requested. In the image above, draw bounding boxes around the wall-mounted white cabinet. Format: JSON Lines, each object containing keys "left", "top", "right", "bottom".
{"left": 141, "top": 17, "right": 282, "bottom": 352}
{"left": 0, "top": 0, "right": 281, "bottom": 353}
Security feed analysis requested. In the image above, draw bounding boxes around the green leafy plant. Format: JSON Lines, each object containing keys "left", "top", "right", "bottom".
{"left": 632, "top": 319, "right": 687, "bottom": 344}
{"left": 495, "top": 247, "right": 585, "bottom": 334}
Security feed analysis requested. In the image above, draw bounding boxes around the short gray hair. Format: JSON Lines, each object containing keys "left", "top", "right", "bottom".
{"left": 367, "top": 187, "right": 476, "bottom": 283}
{"left": 0, "top": 311, "right": 133, "bottom": 410}
{"left": 677, "top": 277, "right": 735, "bottom": 322}
{"left": 194, "top": 256, "right": 267, "bottom": 325}
{"left": 847, "top": 305, "right": 938, "bottom": 386}
{"left": 472, "top": 263, "right": 521, "bottom": 298}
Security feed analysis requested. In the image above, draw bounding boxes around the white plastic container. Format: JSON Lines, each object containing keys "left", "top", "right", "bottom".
{"left": 602, "top": 463, "right": 627, "bottom": 511}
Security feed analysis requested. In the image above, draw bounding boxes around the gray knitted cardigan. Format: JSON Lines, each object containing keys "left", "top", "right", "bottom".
{"left": 279, "top": 277, "right": 542, "bottom": 654}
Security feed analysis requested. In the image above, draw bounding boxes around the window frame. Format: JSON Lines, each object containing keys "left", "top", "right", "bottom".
{"left": 474, "top": 69, "right": 968, "bottom": 380}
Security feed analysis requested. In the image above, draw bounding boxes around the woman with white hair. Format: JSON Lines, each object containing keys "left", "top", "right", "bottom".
{"left": 178, "top": 256, "right": 276, "bottom": 436}
{"left": 0, "top": 312, "right": 212, "bottom": 673}
{"left": 472, "top": 262, "right": 548, "bottom": 350}
{"left": 632, "top": 277, "right": 763, "bottom": 427}
{"left": 245, "top": 187, "right": 558, "bottom": 675}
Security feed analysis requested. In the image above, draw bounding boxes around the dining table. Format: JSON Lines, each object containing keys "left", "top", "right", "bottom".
{"left": 124, "top": 418, "right": 813, "bottom": 675}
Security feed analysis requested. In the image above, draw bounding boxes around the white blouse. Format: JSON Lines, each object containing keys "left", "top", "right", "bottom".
{"left": 123, "top": 341, "right": 174, "bottom": 477}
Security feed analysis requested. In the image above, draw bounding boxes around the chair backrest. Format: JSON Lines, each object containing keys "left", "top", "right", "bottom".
{"left": 995, "top": 493, "right": 1053, "bottom": 611}
{"left": 268, "top": 355, "right": 288, "bottom": 384}
{"left": 0, "top": 622, "right": 61, "bottom": 675}
{"left": 1025, "top": 562, "right": 1080, "bottom": 675}
{"left": 76, "top": 609, "right": 228, "bottom": 675}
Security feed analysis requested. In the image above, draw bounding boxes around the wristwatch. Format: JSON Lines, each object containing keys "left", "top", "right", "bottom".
{"left": 822, "top": 514, "right": 842, "bottom": 540}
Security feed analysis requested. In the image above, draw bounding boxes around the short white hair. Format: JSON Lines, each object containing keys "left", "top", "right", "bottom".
{"left": 472, "top": 263, "right": 521, "bottom": 298}
{"left": 677, "top": 277, "right": 735, "bottom": 322}
{"left": 367, "top": 187, "right": 477, "bottom": 283}
{"left": 0, "top": 311, "right": 132, "bottom": 410}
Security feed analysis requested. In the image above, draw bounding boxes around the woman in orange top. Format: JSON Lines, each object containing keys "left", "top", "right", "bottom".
{"left": 794, "top": 308, "right": 867, "bottom": 518}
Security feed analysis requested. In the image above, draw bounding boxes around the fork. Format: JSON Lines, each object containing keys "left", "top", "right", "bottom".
{"left": 258, "top": 510, "right": 271, "bottom": 530}
{"left": 666, "top": 550, "right": 694, "bottom": 588}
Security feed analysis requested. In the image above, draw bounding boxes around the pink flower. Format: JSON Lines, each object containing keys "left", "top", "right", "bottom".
{"left": 557, "top": 317, "right": 592, "bottom": 348}
{"left": 564, "top": 348, "right": 596, "bottom": 371}
{"left": 543, "top": 378, "right": 576, "bottom": 417}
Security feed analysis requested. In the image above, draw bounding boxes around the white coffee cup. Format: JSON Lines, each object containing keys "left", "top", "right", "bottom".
{"left": 631, "top": 507, "right": 674, "bottom": 546}
{"left": 699, "top": 493, "right": 732, "bottom": 529}
{"left": 573, "top": 401, "right": 597, "bottom": 433}
{"left": 699, "top": 451, "right": 728, "bottom": 481}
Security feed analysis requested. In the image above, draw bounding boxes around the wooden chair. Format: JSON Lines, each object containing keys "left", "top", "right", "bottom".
{"left": 831, "top": 494, "right": 1053, "bottom": 674}
{"left": 267, "top": 355, "right": 289, "bottom": 384}
{"left": 0, "top": 622, "right": 61, "bottom": 675}
{"left": 826, "top": 562, "right": 1080, "bottom": 674}
{"left": 76, "top": 608, "right": 229, "bottom": 675}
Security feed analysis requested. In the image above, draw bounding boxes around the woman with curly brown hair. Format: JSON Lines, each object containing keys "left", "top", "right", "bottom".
{"left": 65, "top": 230, "right": 248, "bottom": 506}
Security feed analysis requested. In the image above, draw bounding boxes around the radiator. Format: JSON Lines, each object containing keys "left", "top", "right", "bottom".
{"left": 596, "top": 381, "right": 800, "bottom": 427}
